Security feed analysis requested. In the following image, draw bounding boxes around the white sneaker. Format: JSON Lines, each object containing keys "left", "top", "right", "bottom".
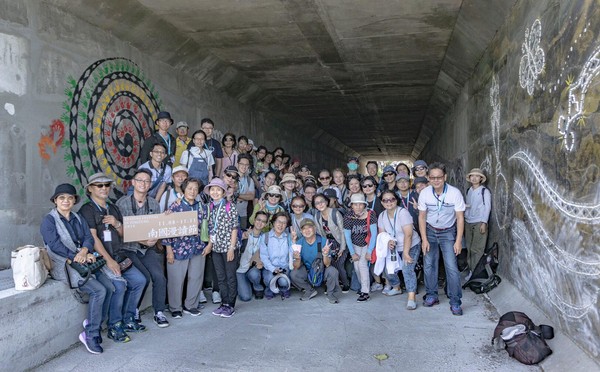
{"left": 382, "top": 285, "right": 392, "bottom": 295}
{"left": 212, "top": 291, "right": 222, "bottom": 304}
{"left": 370, "top": 282, "right": 384, "bottom": 292}
{"left": 198, "top": 291, "right": 207, "bottom": 304}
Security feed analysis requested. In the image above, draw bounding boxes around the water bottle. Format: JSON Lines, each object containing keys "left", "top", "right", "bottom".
{"left": 390, "top": 250, "right": 397, "bottom": 262}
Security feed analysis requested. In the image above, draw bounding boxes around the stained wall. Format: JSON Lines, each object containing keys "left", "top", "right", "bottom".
{"left": 422, "top": 0, "right": 599, "bottom": 358}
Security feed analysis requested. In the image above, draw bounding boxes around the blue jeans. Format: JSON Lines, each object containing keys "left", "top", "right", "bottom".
{"left": 126, "top": 248, "right": 168, "bottom": 313}
{"left": 401, "top": 243, "right": 421, "bottom": 293}
{"left": 237, "top": 267, "right": 264, "bottom": 301}
{"left": 121, "top": 267, "right": 146, "bottom": 321}
{"left": 79, "top": 276, "right": 107, "bottom": 338}
{"left": 424, "top": 227, "right": 462, "bottom": 307}
{"left": 385, "top": 271, "right": 400, "bottom": 287}
{"left": 262, "top": 269, "right": 289, "bottom": 297}
{"left": 96, "top": 271, "right": 127, "bottom": 327}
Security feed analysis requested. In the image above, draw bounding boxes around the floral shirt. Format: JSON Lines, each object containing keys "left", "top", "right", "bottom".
{"left": 208, "top": 199, "right": 239, "bottom": 253}
{"left": 162, "top": 199, "right": 208, "bottom": 260}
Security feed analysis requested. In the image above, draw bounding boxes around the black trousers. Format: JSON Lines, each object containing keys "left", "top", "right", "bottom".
{"left": 212, "top": 250, "right": 239, "bottom": 308}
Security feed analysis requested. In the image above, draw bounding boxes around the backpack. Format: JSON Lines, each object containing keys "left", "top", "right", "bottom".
{"left": 492, "top": 311, "right": 554, "bottom": 365}
{"left": 11, "top": 245, "right": 51, "bottom": 290}
{"left": 462, "top": 242, "right": 501, "bottom": 294}
{"left": 307, "top": 240, "right": 324, "bottom": 287}
{"left": 466, "top": 186, "right": 489, "bottom": 206}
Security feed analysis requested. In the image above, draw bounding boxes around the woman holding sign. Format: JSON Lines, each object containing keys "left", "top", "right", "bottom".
{"left": 163, "top": 178, "right": 208, "bottom": 318}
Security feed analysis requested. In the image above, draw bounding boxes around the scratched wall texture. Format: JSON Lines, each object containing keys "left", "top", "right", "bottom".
{"left": 423, "top": 0, "right": 599, "bottom": 358}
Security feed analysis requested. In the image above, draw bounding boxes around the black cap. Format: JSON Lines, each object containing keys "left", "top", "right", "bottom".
{"left": 156, "top": 111, "right": 173, "bottom": 123}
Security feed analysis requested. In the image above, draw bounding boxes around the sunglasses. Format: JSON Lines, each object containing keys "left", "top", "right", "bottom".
{"left": 319, "top": 176, "right": 331, "bottom": 180}
{"left": 266, "top": 193, "right": 280, "bottom": 198}
{"left": 291, "top": 204, "right": 305, "bottom": 208}
{"left": 224, "top": 137, "right": 234, "bottom": 142}
{"left": 361, "top": 184, "right": 374, "bottom": 188}
{"left": 415, "top": 166, "right": 427, "bottom": 171}
{"left": 381, "top": 198, "right": 396, "bottom": 203}
{"left": 92, "top": 183, "right": 111, "bottom": 188}
{"left": 225, "top": 173, "right": 239, "bottom": 179}
{"left": 384, "top": 173, "right": 395, "bottom": 177}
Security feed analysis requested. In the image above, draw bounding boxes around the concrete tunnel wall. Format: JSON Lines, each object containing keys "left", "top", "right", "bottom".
{"left": 0, "top": 1, "right": 350, "bottom": 269}
{"left": 0, "top": 0, "right": 598, "bottom": 362}
{"left": 420, "top": 0, "right": 599, "bottom": 359}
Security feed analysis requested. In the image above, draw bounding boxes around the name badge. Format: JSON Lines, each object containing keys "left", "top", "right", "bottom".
{"left": 103, "top": 229, "right": 112, "bottom": 242}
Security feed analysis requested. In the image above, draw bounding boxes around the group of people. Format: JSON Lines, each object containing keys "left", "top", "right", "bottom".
{"left": 40, "top": 112, "right": 492, "bottom": 355}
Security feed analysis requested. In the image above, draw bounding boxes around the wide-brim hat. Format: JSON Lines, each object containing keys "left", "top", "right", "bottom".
{"left": 467, "top": 168, "right": 487, "bottom": 183}
{"left": 280, "top": 173, "right": 296, "bottom": 185}
{"left": 266, "top": 185, "right": 282, "bottom": 196}
{"left": 383, "top": 165, "right": 396, "bottom": 175}
{"left": 412, "top": 160, "right": 428, "bottom": 171}
{"left": 156, "top": 111, "right": 173, "bottom": 123}
{"left": 349, "top": 193, "right": 367, "bottom": 205}
{"left": 269, "top": 273, "right": 291, "bottom": 294}
{"left": 203, "top": 178, "right": 227, "bottom": 194}
{"left": 85, "top": 172, "right": 114, "bottom": 188}
{"left": 50, "top": 183, "right": 80, "bottom": 204}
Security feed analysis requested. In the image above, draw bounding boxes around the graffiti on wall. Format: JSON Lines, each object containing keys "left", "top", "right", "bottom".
{"left": 489, "top": 75, "right": 510, "bottom": 230}
{"left": 38, "top": 119, "right": 65, "bottom": 161}
{"left": 519, "top": 19, "right": 545, "bottom": 96}
{"left": 59, "top": 58, "right": 162, "bottom": 197}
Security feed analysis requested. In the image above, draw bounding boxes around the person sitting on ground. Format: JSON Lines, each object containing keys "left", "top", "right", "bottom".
{"left": 163, "top": 178, "right": 208, "bottom": 319}
{"left": 259, "top": 212, "right": 294, "bottom": 300}
{"left": 79, "top": 173, "right": 147, "bottom": 343}
{"left": 159, "top": 165, "right": 189, "bottom": 212}
{"left": 343, "top": 193, "right": 378, "bottom": 302}
{"left": 250, "top": 185, "right": 286, "bottom": 232}
{"left": 116, "top": 168, "right": 170, "bottom": 328}
{"left": 289, "top": 195, "right": 314, "bottom": 238}
{"left": 237, "top": 211, "right": 269, "bottom": 301}
{"left": 138, "top": 142, "right": 172, "bottom": 202}
{"left": 180, "top": 129, "right": 214, "bottom": 187}
{"left": 291, "top": 219, "right": 341, "bottom": 303}
{"left": 378, "top": 190, "right": 422, "bottom": 309}
{"left": 41, "top": 183, "right": 106, "bottom": 354}
{"left": 312, "top": 192, "right": 349, "bottom": 293}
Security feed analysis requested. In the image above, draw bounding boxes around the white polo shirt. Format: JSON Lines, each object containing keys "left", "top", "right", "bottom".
{"left": 418, "top": 184, "right": 465, "bottom": 229}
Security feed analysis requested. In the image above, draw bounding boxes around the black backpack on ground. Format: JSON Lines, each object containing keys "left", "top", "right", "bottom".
{"left": 462, "top": 242, "right": 501, "bottom": 294}
{"left": 492, "top": 311, "right": 554, "bottom": 365}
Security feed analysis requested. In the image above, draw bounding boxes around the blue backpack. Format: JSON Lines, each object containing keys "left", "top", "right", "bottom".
{"left": 307, "top": 240, "right": 324, "bottom": 287}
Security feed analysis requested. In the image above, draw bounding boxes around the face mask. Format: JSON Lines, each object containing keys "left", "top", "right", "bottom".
{"left": 347, "top": 163, "right": 358, "bottom": 171}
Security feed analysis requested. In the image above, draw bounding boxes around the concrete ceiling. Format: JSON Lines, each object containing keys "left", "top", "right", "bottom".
{"left": 58, "top": 0, "right": 516, "bottom": 160}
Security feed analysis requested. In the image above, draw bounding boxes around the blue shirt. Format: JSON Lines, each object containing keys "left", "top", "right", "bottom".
{"left": 298, "top": 235, "right": 328, "bottom": 271}
{"left": 40, "top": 211, "right": 95, "bottom": 260}
{"left": 260, "top": 230, "right": 292, "bottom": 272}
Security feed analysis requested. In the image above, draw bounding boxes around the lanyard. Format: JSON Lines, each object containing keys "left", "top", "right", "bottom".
{"left": 159, "top": 133, "right": 171, "bottom": 155}
{"left": 210, "top": 199, "right": 225, "bottom": 234}
{"left": 182, "top": 198, "right": 198, "bottom": 211}
{"left": 386, "top": 208, "right": 398, "bottom": 237}
{"left": 91, "top": 199, "right": 110, "bottom": 229}
{"left": 432, "top": 184, "right": 448, "bottom": 212}
{"left": 248, "top": 233, "right": 262, "bottom": 254}
{"left": 367, "top": 197, "right": 376, "bottom": 210}
{"left": 130, "top": 195, "right": 148, "bottom": 215}
{"left": 399, "top": 192, "right": 410, "bottom": 210}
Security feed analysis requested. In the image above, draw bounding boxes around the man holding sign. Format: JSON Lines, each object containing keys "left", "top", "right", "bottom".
{"left": 117, "top": 168, "right": 169, "bottom": 328}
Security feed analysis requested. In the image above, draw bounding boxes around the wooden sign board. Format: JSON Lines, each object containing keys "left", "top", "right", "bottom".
{"left": 123, "top": 211, "right": 199, "bottom": 242}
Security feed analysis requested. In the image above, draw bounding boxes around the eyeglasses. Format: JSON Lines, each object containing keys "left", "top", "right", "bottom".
{"left": 382, "top": 198, "right": 396, "bottom": 203}
{"left": 133, "top": 178, "right": 152, "bottom": 184}
{"left": 238, "top": 162, "right": 250, "bottom": 166}
{"left": 361, "top": 184, "right": 374, "bottom": 188}
{"left": 384, "top": 173, "right": 395, "bottom": 177}
{"left": 319, "top": 176, "right": 331, "bottom": 180}
{"left": 291, "top": 204, "right": 305, "bottom": 208}
{"left": 266, "top": 193, "right": 280, "bottom": 198}
{"left": 415, "top": 166, "right": 427, "bottom": 171}
{"left": 314, "top": 199, "right": 327, "bottom": 206}
{"left": 274, "top": 220, "right": 287, "bottom": 225}
{"left": 92, "top": 183, "right": 111, "bottom": 188}
{"left": 152, "top": 150, "right": 166, "bottom": 155}
{"left": 255, "top": 219, "right": 268, "bottom": 223}
{"left": 429, "top": 176, "right": 444, "bottom": 181}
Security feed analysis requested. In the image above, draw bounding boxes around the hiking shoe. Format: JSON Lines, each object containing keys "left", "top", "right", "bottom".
{"left": 107, "top": 322, "right": 131, "bottom": 343}
{"left": 79, "top": 331, "right": 103, "bottom": 354}
{"left": 450, "top": 305, "right": 463, "bottom": 316}
{"left": 382, "top": 285, "right": 392, "bottom": 295}
{"left": 327, "top": 294, "right": 339, "bottom": 304}
{"left": 212, "top": 305, "right": 226, "bottom": 317}
{"left": 134, "top": 308, "right": 142, "bottom": 324}
{"left": 220, "top": 305, "right": 235, "bottom": 318}
{"left": 153, "top": 311, "right": 170, "bottom": 328}
{"left": 198, "top": 291, "right": 208, "bottom": 304}
{"left": 212, "top": 291, "right": 222, "bottom": 304}
{"left": 423, "top": 296, "right": 440, "bottom": 307}
{"left": 171, "top": 311, "right": 183, "bottom": 319}
{"left": 341, "top": 285, "right": 350, "bottom": 294}
{"left": 300, "top": 289, "right": 317, "bottom": 301}
{"left": 501, "top": 324, "right": 527, "bottom": 340}
{"left": 183, "top": 307, "right": 201, "bottom": 316}
{"left": 357, "top": 293, "right": 370, "bottom": 302}
{"left": 407, "top": 299, "right": 417, "bottom": 310}
{"left": 254, "top": 291, "right": 264, "bottom": 300}
{"left": 370, "top": 282, "right": 384, "bottom": 292}
{"left": 123, "top": 318, "right": 146, "bottom": 333}
{"left": 385, "top": 288, "right": 403, "bottom": 296}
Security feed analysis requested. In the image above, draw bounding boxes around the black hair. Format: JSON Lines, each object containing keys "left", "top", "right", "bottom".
{"left": 221, "top": 132, "right": 237, "bottom": 147}
{"left": 271, "top": 211, "right": 290, "bottom": 226}
{"left": 133, "top": 168, "right": 153, "bottom": 179}
{"left": 187, "top": 129, "right": 207, "bottom": 150}
{"left": 237, "top": 153, "right": 253, "bottom": 167}
{"left": 151, "top": 142, "right": 168, "bottom": 152}
{"left": 181, "top": 178, "right": 202, "bottom": 194}
{"left": 395, "top": 162, "right": 411, "bottom": 177}
{"left": 254, "top": 210, "right": 269, "bottom": 221}
{"left": 366, "top": 161, "right": 378, "bottom": 168}
{"left": 200, "top": 118, "right": 214, "bottom": 127}
{"left": 429, "top": 162, "right": 446, "bottom": 175}
{"left": 380, "top": 189, "right": 400, "bottom": 204}
{"left": 312, "top": 192, "right": 330, "bottom": 209}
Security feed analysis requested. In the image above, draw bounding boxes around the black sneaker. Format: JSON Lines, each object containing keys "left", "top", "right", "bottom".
{"left": 82, "top": 319, "right": 103, "bottom": 344}
{"left": 107, "top": 322, "right": 131, "bottom": 343}
{"left": 79, "top": 331, "right": 103, "bottom": 354}
{"left": 123, "top": 318, "right": 147, "bottom": 333}
{"left": 342, "top": 285, "right": 350, "bottom": 294}
{"left": 182, "top": 307, "right": 201, "bottom": 316}
{"left": 171, "top": 311, "right": 183, "bottom": 319}
{"left": 153, "top": 311, "right": 170, "bottom": 328}
{"left": 134, "top": 308, "right": 142, "bottom": 324}
{"left": 254, "top": 291, "right": 264, "bottom": 300}
{"left": 357, "top": 293, "right": 370, "bottom": 302}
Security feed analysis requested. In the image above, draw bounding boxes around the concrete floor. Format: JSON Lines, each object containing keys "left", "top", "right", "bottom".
{"left": 37, "top": 288, "right": 537, "bottom": 372}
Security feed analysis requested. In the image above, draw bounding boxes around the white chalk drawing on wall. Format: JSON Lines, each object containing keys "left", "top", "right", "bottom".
{"left": 512, "top": 180, "right": 600, "bottom": 276}
{"left": 557, "top": 45, "right": 600, "bottom": 152}
{"left": 512, "top": 219, "right": 596, "bottom": 319}
{"left": 519, "top": 19, "right": 545, "bottom": 96}
{"left": 490, "top": 75, "right": 509, "bottom": 229}
{"left": 510, "top": 151, "right": 600, "bottom": 223}
{"left": 479, "top": 153, "right": 492, "bottom": 176}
